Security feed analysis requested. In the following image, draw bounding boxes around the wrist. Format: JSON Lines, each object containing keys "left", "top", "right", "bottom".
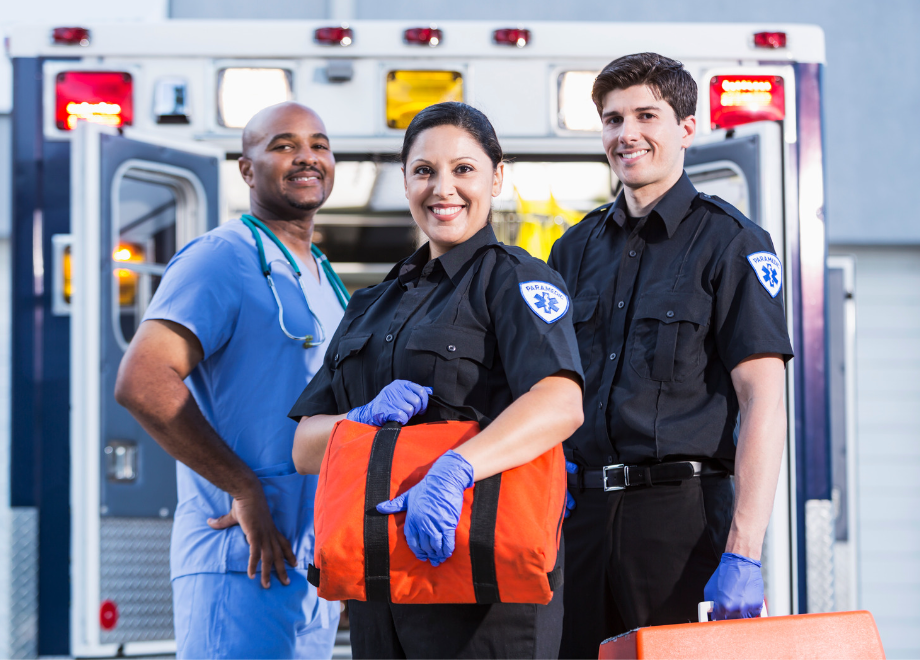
{"left": 231, "top": 473, "right": 263, "bottom": 501}
{"left": 725, "top": 529, "right": 763, "bottom": 561}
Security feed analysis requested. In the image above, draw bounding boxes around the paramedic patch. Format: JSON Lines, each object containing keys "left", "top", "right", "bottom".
{"left": 520, "top": 281, "right": 570, "bottom": 324}
{"left": 747, "top": 251, "right": 783, "bottom": 298}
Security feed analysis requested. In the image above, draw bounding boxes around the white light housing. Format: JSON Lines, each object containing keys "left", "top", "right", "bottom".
{"left": 558, "top": 71, "right": 601, "bottom": 132}
{"left": 218, "top": 68, "right": 293, "bottom": 129}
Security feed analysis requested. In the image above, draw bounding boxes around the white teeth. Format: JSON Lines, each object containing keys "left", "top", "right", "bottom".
{"left": 621, "top": 150, "right": 649, "bottom": 160}
{"left": 432, "top": 206, "right": 462, "bottom": 216}
{"left": 291, "top": 176, "right": 317, "bottom": 181}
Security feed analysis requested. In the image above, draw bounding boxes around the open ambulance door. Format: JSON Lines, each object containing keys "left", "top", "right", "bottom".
{"left": 69, "top": 123, "right": 220, "bottom": 656}
{"left": 682, "top": 121, "right": 795, "bottom": 617}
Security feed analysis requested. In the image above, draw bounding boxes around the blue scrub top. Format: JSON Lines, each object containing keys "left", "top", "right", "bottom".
{"left": 143, "top": 218, "right": 344, "bottom": 579}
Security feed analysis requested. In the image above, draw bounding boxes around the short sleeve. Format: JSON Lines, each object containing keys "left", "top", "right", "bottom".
{"left": 713, "top": 229, "right": 794, "bottom": 371}
{"left": 287, "top": 316, "right": 347, "bottom": 421}
{"left": 488, "top": 254, "right": 585, "bottom": 399}
{"left": 143, "top": 234, "right": 243, "bottom": 360}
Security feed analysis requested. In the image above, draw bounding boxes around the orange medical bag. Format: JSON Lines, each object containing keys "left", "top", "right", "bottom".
{"left": 598, "top": 609, "right": 886, "bottom": 659}
{"left": 306, "top": 398, "right": 566, "bottom": 605}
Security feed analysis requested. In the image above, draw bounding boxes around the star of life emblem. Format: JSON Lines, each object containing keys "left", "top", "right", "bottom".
{"left": 747, "top": 251, "right": 783, "bottom": 298}
{"left": 520, "top": 281, "right": 570, "bottom": 324}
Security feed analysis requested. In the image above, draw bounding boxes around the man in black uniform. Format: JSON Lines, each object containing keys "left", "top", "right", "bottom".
{"left": 550, "top": 53, "right": 794, "bottom": 658}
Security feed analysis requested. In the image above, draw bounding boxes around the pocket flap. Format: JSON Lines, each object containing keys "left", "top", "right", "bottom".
{"left": 573, "top": 294, "right": 599, "bottom": 323}
{"left": 634, "top": 291, "right": 711, "bottom": 326}
{"left": 406, "top": 325, "right": 495, "bottom": 367}
{"left": 332, "top": 334, "right": 372, "bottom": 367}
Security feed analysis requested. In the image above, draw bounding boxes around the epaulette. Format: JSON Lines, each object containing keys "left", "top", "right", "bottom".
{"left": 583, "top": 202, "right": 612, "bottom": 220}
{"left": 697, "top": 192, "right": 750, "bottom": 226}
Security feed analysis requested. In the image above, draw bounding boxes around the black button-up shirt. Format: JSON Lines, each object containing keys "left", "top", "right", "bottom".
{"left": 290, "top": 224, "right": 583, "bottom": 422}
{"left": 548, "top": 172, "right": 793, "bottom": 469}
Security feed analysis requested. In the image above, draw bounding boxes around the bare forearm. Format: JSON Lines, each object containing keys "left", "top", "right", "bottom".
{"left": 726, "top": 394, "right": 786, "bottom": 560}
{"left": 293, "top": 413, "right": 347, "bottom": 474}
{"left": 116, "top": 367, "right": 258, "bottom": 498}
{"left": 454, "top": 374, "right": 583, "bottom": 481}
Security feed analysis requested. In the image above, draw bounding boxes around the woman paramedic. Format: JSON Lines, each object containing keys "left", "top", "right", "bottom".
{"left": 289, "top": 102, "right": 585, "bottom": 659}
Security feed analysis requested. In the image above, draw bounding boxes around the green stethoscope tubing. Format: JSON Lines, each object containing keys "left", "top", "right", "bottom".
{"left": 241, "top": 214, "right": 350, "bottom": 347}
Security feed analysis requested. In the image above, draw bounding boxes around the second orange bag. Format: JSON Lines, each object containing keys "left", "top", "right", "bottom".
{"left": 307, "top": 398, "right": 567, "bottom": 605}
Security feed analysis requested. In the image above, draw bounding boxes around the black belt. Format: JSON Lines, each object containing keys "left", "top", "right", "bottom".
{"left": 568, "top": 461, "right": 726, "bottom": 491}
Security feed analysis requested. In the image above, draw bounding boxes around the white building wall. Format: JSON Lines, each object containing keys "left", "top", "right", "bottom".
{"left": 831, "top": 246, "right": 920, "bottom": 659}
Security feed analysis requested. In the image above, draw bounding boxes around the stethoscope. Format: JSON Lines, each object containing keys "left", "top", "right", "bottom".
{"left": 241, "top": 214, "right": 350, "bottom": 348}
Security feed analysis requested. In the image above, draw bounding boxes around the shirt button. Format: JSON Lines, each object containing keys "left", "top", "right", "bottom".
{"left": 385, "top": 334, "right": 393, "bottom": 342}
{"left": 628, "top": 250, "right": 637, "bottom": 257}
{"left": 334, "top": 354, "right": 338, "bottom": 361}
{"left": 598, "top": 402, "right": 604, "bottom": 409}
{"left": 607, "top": 456, "right": 614, "bottom": 463}
{"left": 609, "top": 353, "right": 617, "bottom": 360}
{"left": 666, "top": 311, "right": 674, "bottom": 318}
{"left": 617, "top": 301, "right": 625, "bottom": 309}
{"left": 447, "top": 344, "right": 456, "bottom": 352}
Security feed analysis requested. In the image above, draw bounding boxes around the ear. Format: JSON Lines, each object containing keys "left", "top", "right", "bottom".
{"left": 679, "top": 115, "right": 697, "bottom": 150}
{"left": 492, "top": 161, "right": 505, "bottom": 198}
{"left": 239, "top": 157, "right": 254, "bottom": 189}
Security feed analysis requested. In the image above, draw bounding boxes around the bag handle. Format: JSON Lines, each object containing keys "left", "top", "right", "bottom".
{"left": 427, "top": 394, "right": 493, "bottom": 428}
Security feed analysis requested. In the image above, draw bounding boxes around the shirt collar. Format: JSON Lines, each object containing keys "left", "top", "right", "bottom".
{"left": 388, "top": 223, "right": 498, "bottom": 287}
{"left": 598, "top": 171, "right": 698, "bottom": 239}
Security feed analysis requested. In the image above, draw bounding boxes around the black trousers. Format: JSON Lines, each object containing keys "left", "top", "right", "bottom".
{"left": 349, "top": 539, "right": 564, "bottom": 659}
{"left": 559, "top": 475, "right": 733, "bottom": 659}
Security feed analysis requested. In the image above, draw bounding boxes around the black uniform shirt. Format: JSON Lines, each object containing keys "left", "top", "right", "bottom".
{"left": 290, "top": 224, "right": 584, "bottom": 423}
{"left": 548, "top": 172, "right": 793, "bottom": 469}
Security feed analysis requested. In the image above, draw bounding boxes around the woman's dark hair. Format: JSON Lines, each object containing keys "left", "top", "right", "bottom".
{"left": 400, "top": 102, "right": 503, "bottom": 168}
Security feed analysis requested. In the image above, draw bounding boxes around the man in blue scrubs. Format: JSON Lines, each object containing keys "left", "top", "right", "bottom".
{"left": 115, "top": 102, "right": 344, "bottom": 658}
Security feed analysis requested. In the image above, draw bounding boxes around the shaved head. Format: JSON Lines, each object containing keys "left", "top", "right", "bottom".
{"left": 238, "top": 102, "right": 335, "bottom": 221}
{"left": 242, "top": 102, "right": 326, "bottom": 158}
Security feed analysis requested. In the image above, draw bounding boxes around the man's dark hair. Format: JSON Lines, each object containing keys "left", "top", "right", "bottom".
{"left": 400, "top": 102, "right": 503, "bottom": 168}
{"left": 592, "top": 53, "right": 698, "bottom": 122}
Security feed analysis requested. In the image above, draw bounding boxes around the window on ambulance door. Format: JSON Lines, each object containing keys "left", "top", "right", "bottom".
{"left": 686, "top": 162, "right": 750, "bottom": 218}
{"left": 112, "top": 167, "right": 199, "bottom": 348}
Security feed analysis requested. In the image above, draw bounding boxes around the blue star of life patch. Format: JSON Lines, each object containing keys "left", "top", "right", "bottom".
{"left": 746, "top": 251, "right": 783, "bottom": 298}
{"left": 519, "top": 281, "right": 570, "bottom": 324}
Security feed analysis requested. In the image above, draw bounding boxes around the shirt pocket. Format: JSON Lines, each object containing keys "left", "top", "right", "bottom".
{"left": 330, "top": 333, "right": 372, "bottom": 409}
{"left": 629, "top": 291, "right": 711, "bottom": 383}
{"left": 572, "top": 293, "right": 600, "bottom": 367}
{"left": 406, "top": 324, "right": 496, "bottom": 404}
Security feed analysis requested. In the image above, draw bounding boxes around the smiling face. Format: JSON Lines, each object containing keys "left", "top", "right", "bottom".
{"left": 600, "top": 84, "right": 696, "bottom": 200}
{"left": 239, "top": 102, "right": 335, "bottom": 220}
{"left": 403, "top": 124, "right": 503, "bottom": 259}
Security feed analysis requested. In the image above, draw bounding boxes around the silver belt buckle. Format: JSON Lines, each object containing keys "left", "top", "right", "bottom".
{"left": 602, "top": 464, "right": 627, "bottom": 491}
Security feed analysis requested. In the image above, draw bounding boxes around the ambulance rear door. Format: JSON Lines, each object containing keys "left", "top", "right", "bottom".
{"left": 683, "top": 120, "right": 794, "bottom": 617}
{"left": 68, "top": 123, "right": 221, "bottom": 657}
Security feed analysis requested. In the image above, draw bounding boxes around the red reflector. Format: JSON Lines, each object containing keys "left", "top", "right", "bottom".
{"left": 710, "top": 75, "right": 785, "bottom": 130}
{"left": 52, "top": 27, "right": 91, "bottom": 46}
{"left": 55, "top": 71, "right": 133, "bottom": 131}
{"left": 99, "top": 600, "right": 119, "bottom": 631}
{"left": 404, "top": 27, "right": 442, "bottom": 47}
{"left": 314, "top": 26, "right": 353, "bottom": 46}
{"left": 493, "top": 28, "right": 530, "bottom": 48}
{"left": 753, "top": 31, "right": 787, "bottom": 49}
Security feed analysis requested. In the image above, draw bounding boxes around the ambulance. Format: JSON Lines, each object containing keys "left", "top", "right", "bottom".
{"left": 5, "top": 20, "right": 850, "bottom": 656}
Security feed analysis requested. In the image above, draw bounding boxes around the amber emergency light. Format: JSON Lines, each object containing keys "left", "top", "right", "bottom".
{"left": 113, "top": 244, "right": 144, "bottom": 306}
{"left": 709, "top": 75, "right": 785, "bottom": 130}
{"left": 386, "top": 70, "right": 463, "bottom": 129}
{"left": 55, "top": 71, "right": 133, "bottom": 131}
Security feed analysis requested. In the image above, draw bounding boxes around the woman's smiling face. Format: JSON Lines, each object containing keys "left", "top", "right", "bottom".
{"left": 403, "top": 124, "right": 504, "bottom": 259}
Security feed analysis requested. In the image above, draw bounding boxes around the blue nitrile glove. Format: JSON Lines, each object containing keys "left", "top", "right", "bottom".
{"left": 376, "top": 450, "right": 475, "bottom": 567}
{"left": 346, "top": 380, "right": 432, "bottom": 426}
{"left": 704, "top": 552, "right": 764, "bottom": 620}
{"left": 565, "top": 460, "right": 579, "bottom": 518}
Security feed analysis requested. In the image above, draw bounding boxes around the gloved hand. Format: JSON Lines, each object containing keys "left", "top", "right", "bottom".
{"left": 376, "top": 450, "right": 474, "bottom": 567}
{"left": 704, "top": 552, "right": 764, "bottom": 620}
{"left": 346, "top": 380, "right": 432, "bottom": 426}
{"left": 564, "top": 460, "right": 579, "bottom": 518}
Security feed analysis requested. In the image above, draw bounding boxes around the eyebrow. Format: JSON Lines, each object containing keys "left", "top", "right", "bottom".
{"left": 409, "top": 155, "right": 481, "bottom": 166}
{"left": 267, "top": 132, "right": 330, "bottom": 145}
{"left": 601, "top": 105, "right": 662, "bottom": 120}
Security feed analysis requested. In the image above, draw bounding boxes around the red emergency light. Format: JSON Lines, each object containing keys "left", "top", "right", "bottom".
{"left": 314, "top": 26, "right": 353, "bottom": 46}
{"left": 52, "top": 27, "right": 91, "bottom": 46}
{"left": 99, "top": 599, "right": 118, "bottom": 631}
{"left": 55, "top": 71, "right": 133, "bottom": 131}
{"left": 710, "top": 75, "right": 785, "bottom": 130}
{"left": 753, "top": 31, "right": 787, "bottom": 49}
{"left": 404, "top": 27, "right": 442, "bottom": 47}
{"left": 493, "top": 28, "right": 530, "bottom": 48}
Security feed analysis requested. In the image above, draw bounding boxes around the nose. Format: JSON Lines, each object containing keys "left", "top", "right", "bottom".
{"left": 431, "top": 169, "right": 456, "bottom": 198}
{"left": 293, "top": 145, "right": 318, "bottom": 166}
{"left": 619, "top": 116, "right": 640, "bottom": 144}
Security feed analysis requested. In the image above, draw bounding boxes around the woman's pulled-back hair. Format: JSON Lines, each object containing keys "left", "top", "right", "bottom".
{"left": 400, "top": 102, "right": 503, "bottom": 168}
